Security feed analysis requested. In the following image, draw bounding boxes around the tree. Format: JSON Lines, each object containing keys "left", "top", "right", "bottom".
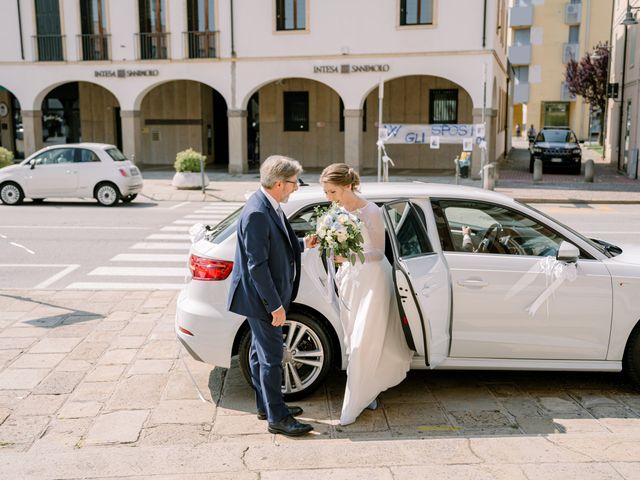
{"left": 565, "top": 42, "right": 609, "bottom": 145}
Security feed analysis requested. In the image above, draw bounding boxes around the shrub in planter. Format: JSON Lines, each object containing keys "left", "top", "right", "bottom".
{"left": 172, "top": 148, "right": 210, "bottom": 189}
{"left": 0, "top": 147, "right": 14, "bottom": 169}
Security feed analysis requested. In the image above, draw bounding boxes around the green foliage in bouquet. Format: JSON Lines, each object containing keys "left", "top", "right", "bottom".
{"left": 0, "top": 147, "right": 14, "bottom": 169}
{"left": 174, "top": 148, "right": 206, "bottom": 173}
{"left": 312, "top": 203, "right": 365, "bottom": 265}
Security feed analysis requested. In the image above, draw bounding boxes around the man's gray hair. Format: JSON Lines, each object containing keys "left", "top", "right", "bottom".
{"left": 260, "top": 155, "right": 303, "bottom": 188}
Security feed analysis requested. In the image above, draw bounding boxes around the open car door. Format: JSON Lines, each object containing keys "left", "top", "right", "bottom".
{"left": 381, "top": 200, "right": 451, "bottom": 367}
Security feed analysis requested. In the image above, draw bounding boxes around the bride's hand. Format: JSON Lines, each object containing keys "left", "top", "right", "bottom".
{"left": 334, "top": 255, "right": 347, "bottom": 264}
{"left": 304, "top": 234, "right": 319, "bottom": 249}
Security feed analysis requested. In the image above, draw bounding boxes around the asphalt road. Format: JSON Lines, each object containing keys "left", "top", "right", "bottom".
{"left": 0, "top": 200, "right": 639, "bottom": 290}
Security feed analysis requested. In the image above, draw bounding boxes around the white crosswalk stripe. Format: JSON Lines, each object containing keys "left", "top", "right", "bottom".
{"left": 66, "top": 201, "right": 243, "bottom": 290}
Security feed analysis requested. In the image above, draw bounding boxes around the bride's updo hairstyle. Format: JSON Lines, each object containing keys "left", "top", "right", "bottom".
{"left": 319, "top": 163, "right": 361, "bottom": 192}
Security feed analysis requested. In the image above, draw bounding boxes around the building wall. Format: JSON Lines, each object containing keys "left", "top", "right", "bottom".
{"left": 79, "top": 83, "right": 119, "bottom": 145}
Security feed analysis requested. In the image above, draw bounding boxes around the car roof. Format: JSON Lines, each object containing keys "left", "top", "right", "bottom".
{"left": 285, "top": 182, "right": 519, "bottom": 211}
{"left": 540, "top": 126, "right": 571, "bottom": 131}
{"left": 37, "top": 143, "right": 116, "bottom": 151}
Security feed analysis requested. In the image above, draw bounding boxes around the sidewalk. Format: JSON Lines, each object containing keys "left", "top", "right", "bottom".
{"left": 140, "top": 142, "right": 640, "bottom": 204}
{"left": 1, "top": 290, "right": 639, "bottom": 479}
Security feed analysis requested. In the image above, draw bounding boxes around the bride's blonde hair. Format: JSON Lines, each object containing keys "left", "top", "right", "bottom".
{"left": 319, "top": 163, "right": 361, "bottom": 192}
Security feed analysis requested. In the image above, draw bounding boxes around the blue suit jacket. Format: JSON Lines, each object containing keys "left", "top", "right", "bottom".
{"left": 227, "top": 190, "right": 302, "bottom": 321}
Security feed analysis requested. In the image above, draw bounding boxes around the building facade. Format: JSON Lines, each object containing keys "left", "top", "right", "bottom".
{"left": 509, "top": 0, "right": 613, "bottom": 141}
{"left": 606, "top": 0, "right": 640, "bottom": 176}
{"left": 0, "top": 0, "right": 508, "bottom": 176}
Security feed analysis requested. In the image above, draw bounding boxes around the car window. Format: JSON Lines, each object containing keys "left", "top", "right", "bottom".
{"left": 289, "top": 202, "right": 330, "bottom": 238}
{"left": 105, "top": 148, "right": 128, "bottom": 162}
{"left": 537, "top": 130, "right": 577, "bottom": 143}
{"left": 204, "top": 207, "right": 243, "bottom": 245}
{"left": 432, "top": 199, "right": 564, "bottom": 256}
{"left": 383, "top": 201, "right": 433, "bottom": 258}
{"left": 33, "top": 148, "right": 75, "bottom": 165}
{"left": 76, "top": 149, "right": 101, "bottom": 163}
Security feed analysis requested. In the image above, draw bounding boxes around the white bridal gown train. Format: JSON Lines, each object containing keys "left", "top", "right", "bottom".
{"left": 335, "top": 202, "right": 413, "bottom": 426}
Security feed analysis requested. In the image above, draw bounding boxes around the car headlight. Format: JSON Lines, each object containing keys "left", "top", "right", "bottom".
{"left": 573, "top": 148, "right": 581, "bottom": 154}
{"left": 533, "top": 147, "right": 542, "bottom": 153}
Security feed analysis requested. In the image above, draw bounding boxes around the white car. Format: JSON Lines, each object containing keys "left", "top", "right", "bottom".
{"left": 0, "top": 143, "right": 143, "bottom": 206}
{"left": 176, "top": 183, "right": 640, "bottom": 400}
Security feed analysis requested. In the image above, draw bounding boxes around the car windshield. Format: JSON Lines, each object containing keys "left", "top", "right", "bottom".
{"left": 537, "top": 130, "right": 577, "bottom": 143}
{"left": 518, "top": 201, "right": 617, "bottom": 257}
{"left": 204, "top": 207, "right": 243, "bottom": 244}
{"left": 105, "top": 147, "right": 128, "bottom": 162}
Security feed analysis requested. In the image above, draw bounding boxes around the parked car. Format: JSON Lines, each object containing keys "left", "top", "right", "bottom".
{"left": 176, "top": 183, "right": 640, "bottom": 400}
{"left": 529, "top": 126, "right": 582, "bottom": 175}
{"left": 0, "top": 143, "right": 143, "bottom": 206}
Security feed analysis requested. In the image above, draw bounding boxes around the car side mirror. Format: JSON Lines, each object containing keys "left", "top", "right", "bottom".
{"left": 29, "top": 160, "right": 35, "bottom": 170}
{"left": 557, "top": 241, "right": 579, "bottom": 263}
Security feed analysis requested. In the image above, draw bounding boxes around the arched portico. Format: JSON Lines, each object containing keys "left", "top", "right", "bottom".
{"left": 0, "top": 86, "right": 23, "bottom": 159}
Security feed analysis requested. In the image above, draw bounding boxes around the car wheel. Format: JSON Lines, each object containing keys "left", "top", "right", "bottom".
{"left": 95, "top": 182, "right": 120, "bottom": 207}
{"left": 122, "top": 194, "right": 137, "bottom": 203}
{"left": 623, "top": 322, "right": 640, "bottom": 386}
{"left": 239, "top": 311, "right": 334, "bottom": 401}
{"left": 573, "top": 162, "right": 582, "bottom": 175}
{"left": 0, "top": 182, "right": 24, "bottom": 205}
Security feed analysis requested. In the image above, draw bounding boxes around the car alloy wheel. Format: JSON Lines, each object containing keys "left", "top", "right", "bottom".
{"left": 239, "top": 311, "right": 333, "bottom": 400}
{"left": 95, "top": 183, "right": 120, "bottom": 206}
{"left": 0, "top": 182, "right": 24, "bottom": 205}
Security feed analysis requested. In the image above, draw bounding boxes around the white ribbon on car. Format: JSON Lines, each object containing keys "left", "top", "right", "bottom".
{"left": 505, "top": 256, "right": 578, "bottom": 317}
{"left": 189, "top": 223, "right": 207, "bottom": 244}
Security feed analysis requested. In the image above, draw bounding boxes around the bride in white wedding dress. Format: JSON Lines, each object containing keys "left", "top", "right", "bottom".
{"left": 318, "top": 164, "right": 413, "bottom": 426}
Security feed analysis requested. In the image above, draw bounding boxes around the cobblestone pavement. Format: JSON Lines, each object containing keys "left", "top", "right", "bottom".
{"left": 1, "top": 289, "right": 640, "bottom": 478}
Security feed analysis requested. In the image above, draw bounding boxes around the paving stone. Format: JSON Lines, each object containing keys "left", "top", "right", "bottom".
{"left": 499, "top": 397, "right": 545, "bottom": 417}
{"left": 0, "top": 337, "right": 37, "bottom": 350}
{"left": 537, "top": 395, "right": 587, "bottom": 414}
{"left": 569, "top": 390, "right": 622, "bottom": 409}
{"left": 384, "top": 402, "right": 451, "bottom": 428}
{"left": 140, "top": 423, "right": 211, "bottom": 446}
{"left": 610, "top": 462, "right": 640, "bottom": 480}
{"left": 84, "top": 364, "right": 126, "bottom": 382}
{"left": 55, "top": 359, "right": 93, "bottom": 372}
{"left": 34, "top": 371, "right": 85, "bottom": 395}
{"left": 97, "top": 348, "right": 137, "bottom": 365}
{"left": 263, "top": 467, "right": 394, "bottom": 480}
{"left": 47, "top": 324, "right": 95, "bottom": 338}
{"left": 469, "top": 436, "right": 593, "bottom": 464}
{"left": 85, "top": 409, "right": 149, "bottom": 445}
{"left": 14, "top": 394, "right": 67, "bottom": 416}
{"left": 0, "top": 327, "right": 49, "bottom": 338}
{"left": 57, "top": 401, "right": 103, "bottom": 419}
{"left": 163, "top": 372, "right": 207, "bottom": 401}
{"left": 111, "top": 335, "right": 147, "bottom": 349}
{"left": 29, "top": 337, "right": 82, "bottom": 354}
{"left": 212, "top": 413, "right": 269, "bottom": 435}
{"left": 148, "top": 400, "right": 216, "bottom": 425}
{"left": 11, "top": 353, "right": 66, "bottom": 369}
{"left": 431, "top": 385, "right": 501, "bottom": 411}
{"left": 120, "top": 321, "right": 155, "bottom": 337}
{"left": 0, "top": 407, "right": 11, "bottom": 424}
{"left": 106, "top": 374, "right": 167, "bottom": 410}
{"left": 0, "top": 349, "right": 22, "bottom": 367}
{"left": 84, "top": 330, "right": 119, "bottom": 343}
{"left": 392, "top": 465, "right": 528, "bottom": 480}
{"left": 0, "top": 368, "right": 50, "bottom": 390}
{"left": 448, "top": 410, "right": 517, "bottom": 430}
{"left": 0, "top": 414, "right": 50, "bottom": 446}
{"left": 95, "top": 319, "right": 128, "bottom": 331}
{"left": 127, "top": 359, "right": 174, "bottom": 375}
{"left": 67, "top": 341, "right": 109, "bottom": 361}
{"left": 0, "top": 390, "right": 30, "bottom": 408}
{"left": 521, "top": 462, "right": 623, "bottom": 480}
{"left": 70, "top": 381, "right": 117, "bottom": 402}
{"left": 138, "top": 340, "right": 180, "bottom": 359}
{"left": 30, "top": 418, "right": 92, "bottom": 452}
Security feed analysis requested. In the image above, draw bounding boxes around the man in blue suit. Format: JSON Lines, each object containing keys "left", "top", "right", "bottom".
{"left": 227, "top": 155, "right": 313, "bottom": 437}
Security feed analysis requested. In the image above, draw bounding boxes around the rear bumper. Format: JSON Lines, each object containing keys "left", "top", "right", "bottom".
{"left": 175, "top": 283, "right": 244, "bottom": 368}
{"left": 120, "top": 180, "right": 143, "bottom": 195}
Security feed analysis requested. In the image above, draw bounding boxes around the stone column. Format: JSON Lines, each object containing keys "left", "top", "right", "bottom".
{"left": 471, "top": 108, "right": 497, "bottom": 179}
{"left": 21, "top": 110, "right": 43, "bottom": 157}
{"left": 228, "top": 109, "right": 248, "bottom": 174}
{"left": 120, "top": 110, "right": 142, "bottom": 165}
{"left": 343, "top": 109, "right": 363, "bottom": 173}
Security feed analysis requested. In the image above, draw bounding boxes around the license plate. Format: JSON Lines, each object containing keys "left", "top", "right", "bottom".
{"left": 551, "top": 158, "right": 563, "bottom": 163}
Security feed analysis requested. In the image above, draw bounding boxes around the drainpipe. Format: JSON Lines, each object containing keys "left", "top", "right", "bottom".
{"left": 17, "top": 0, "right": 25, "bottom": 60}
{"left": 482, "top": 0, "right": 487, "bottom": 47}
{"left": 617, "top": 25, "right": 629, "bottom": 172}
{"left": 230, "top": 0, "right": 236, "bottom": 57}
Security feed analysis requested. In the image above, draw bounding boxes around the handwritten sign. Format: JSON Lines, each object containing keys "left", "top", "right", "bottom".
{"left": 381, "top": 124, "right": 484, "bottom": 145}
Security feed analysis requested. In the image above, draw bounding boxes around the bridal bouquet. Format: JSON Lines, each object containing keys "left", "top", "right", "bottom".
{"left": 312, "top": 203, "right": 365, "bottom": 265}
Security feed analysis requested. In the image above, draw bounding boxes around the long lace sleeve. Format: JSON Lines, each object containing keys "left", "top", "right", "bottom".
{"left": 359, "top": 203, "right": 385, "bottom": 262}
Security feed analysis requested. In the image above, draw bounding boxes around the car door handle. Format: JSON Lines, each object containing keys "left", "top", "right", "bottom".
{"left": 457, "top": 278, "right": 488, "bottom": 288}
{"left": 65, "top": 170, "right": 77, "bottom": 174}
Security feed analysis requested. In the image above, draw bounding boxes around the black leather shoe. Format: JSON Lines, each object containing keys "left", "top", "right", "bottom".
{"left": 257, "top": 405, "right": 303, "bottom": 421}
{"left": 268, "top": 415, "right": 313, "bottom": 437}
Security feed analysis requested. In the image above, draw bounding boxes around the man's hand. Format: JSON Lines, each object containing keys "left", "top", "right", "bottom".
{"left": 271, "top": 306, "right": 286, "bottom": 327}
{"left": 462, "top": 226, "right": 472, "bottom": 236}
{"left": 304, "top": 234, "right": 319, "bottom": 249}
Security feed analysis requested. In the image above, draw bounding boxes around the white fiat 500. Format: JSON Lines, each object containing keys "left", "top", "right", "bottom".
{"left": 176, "top": 183, "right": 640, "bottom": 399}
{"left": 0, "top": 143, "right": 143, "bottom": 206}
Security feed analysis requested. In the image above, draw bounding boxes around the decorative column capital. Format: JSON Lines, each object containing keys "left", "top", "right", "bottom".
{"left": 227, "top": 109, "right": 248, "bottom": 118}
{"left": 343, "top": 109, "right": 363, "bottom": 118}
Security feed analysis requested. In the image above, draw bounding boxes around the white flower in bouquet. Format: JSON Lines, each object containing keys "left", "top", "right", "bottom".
{"left": 309, "top": 203, "right": 365, "bottom": 265}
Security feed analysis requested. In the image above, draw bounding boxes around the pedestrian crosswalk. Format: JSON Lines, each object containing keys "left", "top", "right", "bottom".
{"left": 65, "top": 201, "right": 244, "bottom": 290}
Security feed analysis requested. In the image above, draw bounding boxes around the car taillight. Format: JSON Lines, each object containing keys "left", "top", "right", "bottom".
{"left": 189, "top": 254, "right": 233, "bottom": 281}
{"left": 118, "top": 167, "right": 129, "bottom": 177}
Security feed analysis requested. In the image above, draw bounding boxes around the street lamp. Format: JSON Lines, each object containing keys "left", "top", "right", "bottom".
{"left": 616, "top": 1, "right": 639, "bottom": 172}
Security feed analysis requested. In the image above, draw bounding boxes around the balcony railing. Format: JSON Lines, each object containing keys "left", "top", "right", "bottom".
{"left": 184, "top": 31, "right": 218, "bottom": 59}
{"left": 508, "top": 44, "right": 532, "bottom": 65}
{"left": 509, "top": 5, "right": 533, "bottom": 27}
{"left": 561, "top": 82, "right": 576, "bottom": 102}
{"left": 32, "top": 34, "right": 65, "bottom": 61}
{"left": 565, "top": 3, "right": 582, "bottom": 25}
{"left": 78, "top": 34, "right": 111, "bottom": 61}
{"left": 563, "top": 43, "right": 579, "bottom": 63}
{"left": 514, "top": 83, "right": 530, "bottom": 104}
{"left": 136, "top": 32, "right": 169, "bottom": 60}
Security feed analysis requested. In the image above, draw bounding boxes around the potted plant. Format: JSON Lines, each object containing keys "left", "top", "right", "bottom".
{"left": 172, "top": 148, "right": 210, "bottom": 189}
{"left": 0, "top": 147, "right": 14, "bottom": 169}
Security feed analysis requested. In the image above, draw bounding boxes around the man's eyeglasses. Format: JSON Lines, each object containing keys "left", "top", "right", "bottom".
{"left": 283, "top": 180, "right": 298, "bottom": 186}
